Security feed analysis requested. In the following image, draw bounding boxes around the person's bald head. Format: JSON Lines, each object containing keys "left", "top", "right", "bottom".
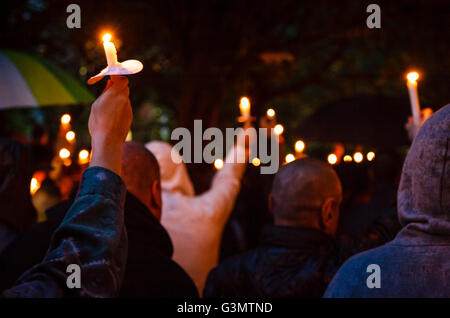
{"left": 121, "top": 141, "right": 162, "bottom": 220}
{"left": 270, "top": 158, "right": 342, "bottom": 235}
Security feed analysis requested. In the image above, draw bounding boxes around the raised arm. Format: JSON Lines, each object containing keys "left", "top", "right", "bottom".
{"left": 2, "top": 76, "right": 132, "bottom": 298}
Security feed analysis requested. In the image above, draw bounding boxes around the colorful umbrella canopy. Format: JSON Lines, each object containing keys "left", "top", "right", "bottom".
{"left": 0, "top": 50, "right": 94, "bottom": 109}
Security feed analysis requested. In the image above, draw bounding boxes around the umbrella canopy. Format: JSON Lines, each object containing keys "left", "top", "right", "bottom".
{"left": 0, "top": 50, "right": 94, "bottom": 109}
{"left": 296, "top": 95, "right": 415, "bottom": 147}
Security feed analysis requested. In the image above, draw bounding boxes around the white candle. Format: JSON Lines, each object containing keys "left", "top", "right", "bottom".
{"left": 406, "top": 72, "right": 421, "bottom": 128}
{"left": 239, "top": 97, "right": 251, "bottom": 120}
{"left": 102, "top": 33, "right": 118, "bottom": 67}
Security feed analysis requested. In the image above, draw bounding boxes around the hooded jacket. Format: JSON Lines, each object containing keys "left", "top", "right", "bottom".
{"left": 324, "top": 104, "right": 450, "bottom": 297}
{"left": 146, "top": 136, "right": 250, "bottom": 294}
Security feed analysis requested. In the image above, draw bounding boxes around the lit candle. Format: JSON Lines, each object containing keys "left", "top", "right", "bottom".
{"left": 406, "top": 72, "right": 421, "bottom": 128}
{"left": 295, "top": 140, "right": 305, "bottom": 154}
{"left": 239, "top": 97, "right": 251, "bottom": 121}
{"left": 102, "top": 33, "right": 118, "bottom": 67}
{"left": 266, "top": 108, "right": 275, "bottom": 119}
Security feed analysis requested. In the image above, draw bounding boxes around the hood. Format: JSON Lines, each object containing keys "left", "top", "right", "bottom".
{"left": 145, "top": 141, "right": 195, "bottom": 196}
{"left": 0, "top": 138, "right": 36, "bottom": 232}
{"left": 397, "top": 104, "right": 450, "bottom": 235}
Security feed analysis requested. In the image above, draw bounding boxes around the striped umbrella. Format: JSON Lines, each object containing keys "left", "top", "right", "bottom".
{"left": 0, "top": 50, "right": 94, "bottom": 109}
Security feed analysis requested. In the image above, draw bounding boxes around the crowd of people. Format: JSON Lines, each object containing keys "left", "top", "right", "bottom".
{"left": 0, "top": 76, "right": 448, "bottom": 298}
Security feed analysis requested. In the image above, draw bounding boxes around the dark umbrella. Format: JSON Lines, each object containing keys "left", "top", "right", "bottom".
{"left": 296, "top": 95, "right": 413, "bottom": 147}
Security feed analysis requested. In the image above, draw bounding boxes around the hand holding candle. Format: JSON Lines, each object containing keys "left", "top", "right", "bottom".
{"left": 88, "top": 32, "right": 143, "bottom": 85}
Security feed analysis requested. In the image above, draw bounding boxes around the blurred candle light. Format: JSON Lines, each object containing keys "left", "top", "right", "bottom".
{"left": 214, "top": 158, "right": 224, "bottom": 170}
{"left": 65, "top": 131, "right": 75, "bottom": 142}
{"left": 343, "top": 155, "right": 353, "bottom": 162}
{"left": 63, "top": 158, "right": 72, "bottom": 167}
{"left": 406, "top": 71, "right": 421, "bottom": 128}
{"left": 59, "top": 148, "right": 70, "bottom": 159}
{"left": 266, "top": 108, "right": 275, "bottom": 119}
{"left": 102, "top": 33, "right": 118, "bottom": 67}
{"left": 252, "top": 157, "right": 261, "bottom": 167}
{"left": 30, "top": 178, "right": 40, "bottom": 195}
{"left": 274, "top": 124, "right": 284, "bottom": 136}
{"left": 285, "top": 153, "right": 295, "bottom": 163}
{"left": 327, "top": 154, "right": 338, "bottom": 165}
{"left": 78, "top": 149, "right": 90, "bottom": 164}
{"left": 239, "top": 97, "right": 251, "bottom": 121}
{"left": 61, "top": 114, "right": 71, "bottom": 125}
{"left": 367, "top": 151, "right": 375, "bottom": 161}
{"left": 353, "top": 152, "right": 363, "bottom": 163}
{"left": 295, "top": 140, "right": 305, "bottom": 153}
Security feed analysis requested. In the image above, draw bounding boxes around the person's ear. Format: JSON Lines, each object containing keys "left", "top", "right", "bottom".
{"left": 321, "top": 197, "right": 340, "bottom": 236}
{"left": 150, "top": 180, "right": 162, "bottom": 220}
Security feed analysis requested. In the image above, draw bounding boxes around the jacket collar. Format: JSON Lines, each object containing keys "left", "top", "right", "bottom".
{"left": 261, "top": 224, "right": 332, "bottom": 249}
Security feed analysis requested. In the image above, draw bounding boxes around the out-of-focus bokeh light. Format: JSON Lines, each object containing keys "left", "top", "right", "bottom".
{"left": 274, "top": 124, "right": 284, "bottom": 135}
{"left": 214, "top": 158, "right": 224, "bottom": 170}
{"left": 239, "top": 97, "right": 250, "bottom": 114}
{"left": 266, "top": 108, "right": 275, "bottom": 118}
{"left": 353, "top": 152, "right": 363, "bottom": 163}
{"left": 63, "top": 158, "right": 72, "bottom": 167}
{"left": 59, "top": 148, "right": 70, "bottom": 159}
{"left": 65, "top": 131, "right": 75, "bottom": 142}
{"left": 285, "top": 153, "right": 295, "bottom": 163}
{"left": 78, "top": 149, "right": 90, "bottom": 164}
{"left": 61, "top": 114, "right": 71, "bottom": 125}
{"left": 30, "top": 178, "right": 40, "bottom": 195}
{"left": 252, "top": 157, "right": 261, "bottom": 166}
{"left": 367, "top": 151, "right": 376, "bottom": 161}
{"left": 343, "top": 155, "right": 353, "bottom": 162}
{"left": 327, "top": 154, "right": 338, "bottom": 165}
{"left": 295, "top": 140, "right": 305, "bottom": 153}
{"left": 407, "top": 71, "right": 419, "bottom": 82}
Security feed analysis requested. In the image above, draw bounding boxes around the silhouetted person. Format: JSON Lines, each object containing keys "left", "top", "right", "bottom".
{"left": 204, "top": 158, "right": 398, "bottom": 298}
{"left": 325, "top": 104, "right": 450, "bottom": 297}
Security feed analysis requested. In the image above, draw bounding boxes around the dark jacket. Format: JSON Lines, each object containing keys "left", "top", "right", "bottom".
{"left": 0, "top": 191, "right": 198, "bottom": 298}
{"left": 324, "top": 104, "right": 450, "bottom": 298}
{"left": 2, "top": 167, "right": 128, "bottom": 297}
{"left": 204, "top": 214, "right": 399, "bottom": 298}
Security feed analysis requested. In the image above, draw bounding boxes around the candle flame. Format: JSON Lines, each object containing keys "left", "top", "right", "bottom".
{"left": 274, "top": 124, "right": 284, "bottom": 136}
{"left": 285, "top": 154, "right": 295, "bottom": 163}
{"left": 295, "top": 140, "right": 305, "bottom": 153}
{"left": 327, "top": 154, "right": 338, "bottom": 165}
{"left": 266, "top": 108, "right": 275, "bottom": 118}
{"left": 407, "top": 72, "right": 419, "bottom": 83}
{"left": 353, "top": 152, "right": 363, "bottom": 163}
{"left": 102, "top": 33, "right": 112, "bottom": 42}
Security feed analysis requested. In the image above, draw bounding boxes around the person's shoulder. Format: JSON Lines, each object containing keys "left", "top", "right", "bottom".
{"left": 324, "top": 244, "right": 389, "bottom": 297}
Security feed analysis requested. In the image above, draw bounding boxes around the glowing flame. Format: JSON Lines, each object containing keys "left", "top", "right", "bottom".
{"left": 61, "top": 114, "right": 71, "bottom": 125}
{"left": 30, "top": 178, "right": 40, "bottom": 195}
{"left": 102, "top": 33, "right": 112, "bottom": 42}
{"left": 266, "top": 108, "right": 275, "bottom": 118}
{"left": 353, "top": 152, "right": 363, "bottom": 163}
{"left": 65, "top": 131, "right": 75, "bottom": 142}
{"left": 343, "top": 155, "right": 353, "bottom": 162}
{"left": 285, "top": 153, "right": 295, "bottom": 163}
{"left": 214, "top": 158, "right": 224, "bottom": 170}
{"left": 328, "top": 154, "right": 338, "bottom": 165}
{"left": 295, "top": 140, "right": 305, "bottom": 153}
{"left": 59, "top": 148, "right": 71, "bottom": 159}
{"left": 367, "top": 151, "right": 375, "bottom": 161}
{"left": 407, "top": 71, "right": 419, "bottom": 83}
{"left": 78, "top": 149, "right": 90, "bottom": 164}
{"left": 274, "top": 124, "right": 284, "bottom": 136}
{"left": 252, "top": 157, "right": 261, "bottom": 167}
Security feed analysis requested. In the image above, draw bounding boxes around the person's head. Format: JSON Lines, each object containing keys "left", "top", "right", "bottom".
{"left": 269, "top": 158, "right": 343, "bottom": 236}
{"left": 121, "top": 141, "right": 162, "bottom": 220}
{"left": 145, "top": 141, "right": 195, "bottom": 197}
